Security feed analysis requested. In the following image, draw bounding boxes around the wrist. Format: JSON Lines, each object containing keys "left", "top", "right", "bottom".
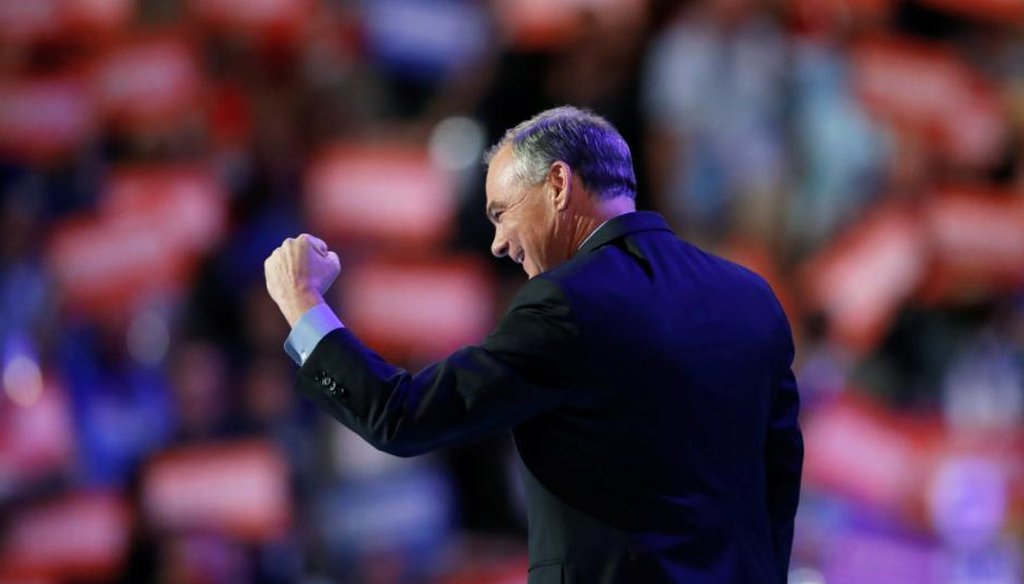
{"left": 279, "top": 287, "right": 325, "bottom": 328}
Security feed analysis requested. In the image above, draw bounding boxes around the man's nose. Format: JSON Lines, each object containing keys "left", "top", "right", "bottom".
{"left": 491, "top": 229, "right": 508, "bottom": 259}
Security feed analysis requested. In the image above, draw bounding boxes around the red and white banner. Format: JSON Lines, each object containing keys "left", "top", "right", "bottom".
{"left": 0, "top": 492, "right": 132, "bottom": 582}
{"left": 339, "top": 256, "right": 495, "bottom": 362}
{"left": 491, "top": 0, "right": 644, "bottom": 49}
{"left": 91, "top": 36, "right": 203, "bottom": 131}
{"left": 0, "top": 0, "right": 64, "bottom": 43}
{"left": 805, "top": 392, "right": 1024, "bottom": 532}
{"left": 64, "top": 0, "right": 134, "bottom": 36}
{"left": 441, "top": 554, "right": 531, "bottom": 584}
{"left": 921, "top": 188, "right": 1024, "bottom": 303}
{"left": 0, "top": 0, "right": 131, "bottom": 45}
{"left": 0, "top": 375, "right": 74, "bottom": 489}
{"left": 854, "top": 37, "right": 969, "bottom": 130}
{"left": 852, "top": 36, "right": 1006, "bottom": 169}
{"left": 0, "top": 75, "right": 95, "bottom": 163}
{"left": 306, "top": 143, "right": 457, "bottom": 249}
{"left": 47, "top": 166, "right": 227, "bottom": 319}
{"left": 803, "top": 394, "right": 941, "bottom": 522}
{"left": 800, "top": 204, "right": 927, "bottom": 355}
{"left": 141, "top": 440, "right": 292, "bottom": 541}
{"left": 790, "top": 0, "right": 894, "bottom": 31}
{"left": 801, "top": 187, "right": 1024, "bottom": 351}
{"left": 100, "top": 166, "right": 226, "bottom": 253}
{"left": 188, "top": 0, "right": 315, "bottom": 39}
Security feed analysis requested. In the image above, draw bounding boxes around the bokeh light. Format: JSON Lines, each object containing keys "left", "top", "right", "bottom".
{"left": 3, "top": 354, "right": 42, "bottom": 408}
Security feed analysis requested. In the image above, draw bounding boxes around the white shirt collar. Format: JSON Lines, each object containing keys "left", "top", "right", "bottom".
{"left": 577, "top": 219, "right": 611, "bottom": 250}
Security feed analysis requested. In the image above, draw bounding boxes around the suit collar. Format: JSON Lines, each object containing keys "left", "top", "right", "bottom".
{"left": 576, "top": 211, "right": 673, "bottom": 254}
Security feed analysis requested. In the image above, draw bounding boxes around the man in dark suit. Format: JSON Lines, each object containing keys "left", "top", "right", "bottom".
{"left": 265, "top": 107, "right": 803, "bottom": 583}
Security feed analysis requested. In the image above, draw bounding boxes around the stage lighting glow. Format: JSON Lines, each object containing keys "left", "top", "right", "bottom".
{"left": 3, "top": 354, "right": 43, "bottom": 407}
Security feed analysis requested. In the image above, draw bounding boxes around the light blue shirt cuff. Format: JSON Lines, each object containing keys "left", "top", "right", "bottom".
{"left": 283, "top": 303, "right": 344, "bottom": 365}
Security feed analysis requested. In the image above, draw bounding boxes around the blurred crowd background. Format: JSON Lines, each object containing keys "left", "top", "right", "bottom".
{"left": 1, "top": 0, "right": 1023, "bottom": 582}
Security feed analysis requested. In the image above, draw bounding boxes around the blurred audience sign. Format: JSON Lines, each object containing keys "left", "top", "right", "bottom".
{"left": 803, "top": 394, "right": 940, "bottom": 521}
{"left": 492, "top": 0, "right": 644, "bottom": 50}
{"left": 0, "top": 0, "right": 131, "bottom": 44}
{"left": 362, "top": 0, "right": 489, "bottom": 80}
{"left": 0, "top": 76, "right": 95, "bottom": 163}
{"left": 47, "top": 166, "right": 227, "bottom": 319}
{"left": 306, "top": 143, "right": 457, "bottom": 249}
{"left": 922, "top": 188, "right": 1024, "bottom": 304}
{"left": 0, "top": 376, "right": 73, "bottom": 495}
{"left": 441, "top": 555, "right": 530, "bottom": 584}
{"left": 92, "top": 37, "right": 203, "bottom": 131}
{"left": 339, "top": 257, "right": 494, "bottom": 362}
{"left": 805, "top": 393, "right": 1024, "bottom": 534}
{"left": 790, "top": 0, "right": 894, "bottom": 29}
{"left": 853, "top": 36, "right": 1006, "bottom": 169}
{"left": 803, "top": 189, "right": 1024, "bottom": 352}
{"left": 189, "top": 0, "right": 314, "bottom": 39}
{"left": 801, "top": 205, "right": 926, "bottom": 355}
{"left": 141, "top": 440, "right": 292, "bottom": 541}
{"left": 0, "top": 0, "right": 65, "bottom": 43}
{"left": 0, "top": 492, "right": 132, "bottom": 582}
{"left": 317, "top": 467, "right": 454, "bottom": 567}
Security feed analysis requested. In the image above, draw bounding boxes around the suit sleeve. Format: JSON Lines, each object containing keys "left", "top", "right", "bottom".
{"left": 765, "top": 298, "right": 803, "bottom": 582}
{"left": 294, "top": 276, "right": 581, "bottom": 457}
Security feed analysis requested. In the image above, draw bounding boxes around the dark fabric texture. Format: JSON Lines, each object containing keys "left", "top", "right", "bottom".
{"left": 297, "top": 211, "right": 803, "bottom": 583}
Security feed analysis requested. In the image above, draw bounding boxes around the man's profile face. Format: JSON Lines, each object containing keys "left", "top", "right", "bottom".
{"left": 484, "top": 145, "right": 562, "bottom": 278}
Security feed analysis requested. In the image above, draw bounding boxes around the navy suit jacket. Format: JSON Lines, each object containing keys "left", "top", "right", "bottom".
{"left": 296, "top": 211, "right": 803, "bottom": 583}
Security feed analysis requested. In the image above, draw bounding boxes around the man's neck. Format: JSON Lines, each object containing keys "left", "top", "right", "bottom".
{"left": 572, "top": 196, "right": 636, "bottom": 250}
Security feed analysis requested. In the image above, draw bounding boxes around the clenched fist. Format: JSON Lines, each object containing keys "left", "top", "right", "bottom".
{"left": 264, "top": 234, "right": 341, "bottom": 327}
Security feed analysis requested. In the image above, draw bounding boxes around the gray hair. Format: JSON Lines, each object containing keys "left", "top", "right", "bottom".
{"left": 484, "top": 106, "right": 636, "bottom": 200}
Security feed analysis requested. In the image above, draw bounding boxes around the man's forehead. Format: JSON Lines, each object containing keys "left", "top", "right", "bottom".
{"left": 484, "top": 145, "right": 517, "bottom": 205}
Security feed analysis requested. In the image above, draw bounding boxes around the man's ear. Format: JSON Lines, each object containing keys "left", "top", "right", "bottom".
{"left": 548, "top": 161, "right": 572, "bottom": 211}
